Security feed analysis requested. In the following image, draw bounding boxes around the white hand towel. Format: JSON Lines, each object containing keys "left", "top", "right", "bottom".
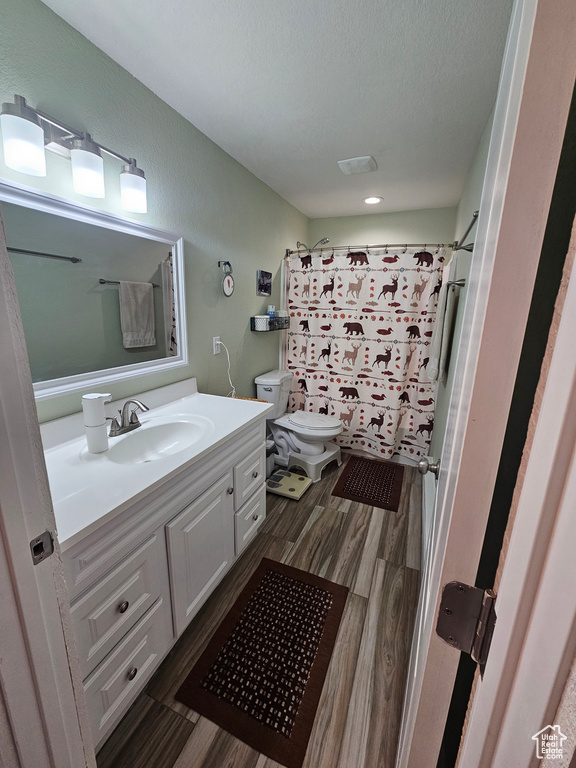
{"left": 119, "top": 281, "right": 156, "bottom": 348}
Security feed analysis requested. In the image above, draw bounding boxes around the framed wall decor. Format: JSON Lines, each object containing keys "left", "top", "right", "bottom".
{"left": 257, "top": 269, "right": 272, "bottom": 296}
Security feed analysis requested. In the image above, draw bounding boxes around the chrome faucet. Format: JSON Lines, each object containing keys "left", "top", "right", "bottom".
{"left": 108, "top": 399, "right": 150, "bottom": 437}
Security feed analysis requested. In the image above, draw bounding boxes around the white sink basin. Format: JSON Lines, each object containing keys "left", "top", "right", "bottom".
{"left": 107, "top": 416, "right": 214, "bottom": 464}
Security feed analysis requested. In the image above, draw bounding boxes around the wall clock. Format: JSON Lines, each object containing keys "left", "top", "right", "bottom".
{"left": 222, "top": 272, "right": 235, "bottom": 296}
{"left": 218, "top": 260, "right": 234, "bottom": 297}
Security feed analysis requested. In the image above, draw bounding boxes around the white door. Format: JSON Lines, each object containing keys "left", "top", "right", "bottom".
{"left": 457, "top": 212, "right": 576, "bottom": 766}
{"left": 397, "top": 0, "right": 576, "bottom": 765}
{"left": 0, "top": 206, "right": 94, "bottom": 767}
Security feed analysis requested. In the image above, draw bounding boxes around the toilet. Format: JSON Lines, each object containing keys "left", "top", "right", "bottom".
{"left": 255, "top": 370, "right": 343, "bottom": 482}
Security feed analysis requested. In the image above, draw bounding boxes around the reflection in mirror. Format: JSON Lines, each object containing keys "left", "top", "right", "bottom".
{"left": 0, "top": 179, "right": 187, "bottom": 399}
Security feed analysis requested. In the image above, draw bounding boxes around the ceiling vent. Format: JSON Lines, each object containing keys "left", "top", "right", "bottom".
{"left": 337, "top": 155, "right": 378, "bottom": 175}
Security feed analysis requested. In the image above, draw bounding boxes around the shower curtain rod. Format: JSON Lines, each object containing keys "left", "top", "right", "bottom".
{"left": 285, "top": 211, "right": 479, "bottom": 256}
{"left": 286, "top": 242, "right": 450, "bottom": 256}
{"left": 7, "top": 246, "right": 82, "bottom": 263}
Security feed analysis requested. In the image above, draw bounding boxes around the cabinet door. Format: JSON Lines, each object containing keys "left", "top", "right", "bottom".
{"left": 166, "top": 472, "right": 234, "bottom": 637}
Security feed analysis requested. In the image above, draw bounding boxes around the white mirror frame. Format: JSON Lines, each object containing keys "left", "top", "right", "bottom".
{"left": 0, "top": 177, "right": 188, "bottom": 400}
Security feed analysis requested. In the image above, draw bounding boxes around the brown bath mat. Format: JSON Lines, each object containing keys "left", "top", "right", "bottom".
{"left": 332, "top": 456, "right": 404, "bottom": 511}
{"left": 175, "top": 558, "right": 348, "bottom": 768}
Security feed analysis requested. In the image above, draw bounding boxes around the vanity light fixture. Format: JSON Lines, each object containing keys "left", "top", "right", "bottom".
{"left": 0, "top": 95, "right": 147, "bottom": 213}
{"left": 363, "top": 196, "right": 383, "bottom": 205}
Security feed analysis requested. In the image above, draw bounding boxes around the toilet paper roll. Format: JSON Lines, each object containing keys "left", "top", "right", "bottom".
{"left": 253, "top": 315, "right": 270, "bottom": 331}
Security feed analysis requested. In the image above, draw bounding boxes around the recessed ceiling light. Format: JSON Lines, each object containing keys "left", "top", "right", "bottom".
{"left": 364, "top": 196, "right": 383, "bottom": 205}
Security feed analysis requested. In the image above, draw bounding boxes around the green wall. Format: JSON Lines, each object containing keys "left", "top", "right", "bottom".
{"left": 309, "top": 207, "right": 457, "bottom": 250}
{"left": 0, "top": 0, "right": 308, "bottom": 422}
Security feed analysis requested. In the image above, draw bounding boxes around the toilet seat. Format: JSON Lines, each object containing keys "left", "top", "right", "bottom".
{"left": 287, "top": 411, "right": 341, "bottom": 430}
{"left": 274, "top": 412, "right": 343, "bottom": 440}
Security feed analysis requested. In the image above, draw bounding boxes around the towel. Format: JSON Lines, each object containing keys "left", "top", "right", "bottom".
{"left": 119, "top": 281, "right": 156, "bottom": 348}
{"left": 428, "top": 250, "right": 457, "bottom": 382}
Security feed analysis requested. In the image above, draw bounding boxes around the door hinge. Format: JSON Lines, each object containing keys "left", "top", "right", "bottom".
{"left": 436, "top": 581, "right": 497, "bottom": 677}
{"left": 30, "top": 530, "right": 54, "bottom": 565}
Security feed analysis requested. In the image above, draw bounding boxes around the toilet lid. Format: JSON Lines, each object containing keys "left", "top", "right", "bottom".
{"left": 287, "top": 411, "right": 341, "bottom": 430}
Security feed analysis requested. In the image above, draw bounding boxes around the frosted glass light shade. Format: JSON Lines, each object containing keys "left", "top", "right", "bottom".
{"left": 71, "top": 146, "right": 105, "bottom": 198}
{"left": 120, "top": 166, "right": 147, "bottom": 213}
{"left": 0, "top": 113, "right": 46, "bottom": 176}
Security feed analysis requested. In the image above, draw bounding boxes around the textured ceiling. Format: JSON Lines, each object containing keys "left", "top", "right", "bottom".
{"left": 39, "top": 0, "right": 514, "bottom": 218}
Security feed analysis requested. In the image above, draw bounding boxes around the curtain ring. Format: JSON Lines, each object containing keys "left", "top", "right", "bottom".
{"left": 385, "top": 245, "right": 388, "bottom": 254}
{"left": 403, "top": 244, "right": 407, "bottom": 254}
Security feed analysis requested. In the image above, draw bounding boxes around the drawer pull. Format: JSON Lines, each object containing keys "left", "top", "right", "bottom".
{"left": 118, "top": 600, "right": 130, "bottom": 614}
{"left": 127, "top": 667, "right": 138, "bottom": 681}
{"left": 227, "top": 487, "right": 234, "bottom": 495}
{"left": 252, "top": 471, "right": 259, "bottom": 478}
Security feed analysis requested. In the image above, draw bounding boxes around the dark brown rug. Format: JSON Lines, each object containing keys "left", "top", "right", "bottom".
{"left": 175, "top": 558, "right": 348, "bottom": 768}
{"left": 332, "top": 456, "right": 405, "bottom": 511}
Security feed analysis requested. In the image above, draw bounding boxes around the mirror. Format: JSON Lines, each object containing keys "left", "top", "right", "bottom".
{"left": 0, "top": 179, "right": 187, "bottom": 400}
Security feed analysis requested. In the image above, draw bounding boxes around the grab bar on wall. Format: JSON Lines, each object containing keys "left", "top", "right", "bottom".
{"left": 99, "top": 278, "right": 160, "bottom": 288}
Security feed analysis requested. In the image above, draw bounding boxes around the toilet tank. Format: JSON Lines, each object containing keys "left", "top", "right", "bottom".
{"left": 255, "top": 370, "right": 293, "bottom": 419}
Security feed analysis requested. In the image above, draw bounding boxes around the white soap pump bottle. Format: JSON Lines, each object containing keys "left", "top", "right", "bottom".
{"left": 82, "top": 393, "right": 112, "bottom": 453}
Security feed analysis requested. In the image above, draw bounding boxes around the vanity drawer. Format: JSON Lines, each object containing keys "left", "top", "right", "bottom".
{"left": 85, "top": 597, "right": 170, "bottom": 750}
{"left": 70, "top": 534, "right": 164, "bottom": 678}
{"left": 234, "top": 484, "right": 266, "bottom": 555}
{"left": 234, "top": 443, "right": 265, "bottom": 510}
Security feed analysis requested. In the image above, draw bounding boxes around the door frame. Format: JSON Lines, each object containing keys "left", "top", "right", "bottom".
{"left": 458, "top": 229, "right": 576, "bottom": 765}
{"left": 0, "top": 206, "right": 95, "bottom": 767}
{"left": 397, "top": 0, "right": 576, "bottom": 765}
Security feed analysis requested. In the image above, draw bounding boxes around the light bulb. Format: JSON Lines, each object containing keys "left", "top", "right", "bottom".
{"left": 120, "top": 161, "right": 147, "bottom": 213}
{"left": 364, "top": 196, "right": 383, "bottom": 205}
{"left": 1, "top": 97, "right": 46, "bottom": 176}
{"left": 70, "top": 135, "right": 105, "bottom": 198}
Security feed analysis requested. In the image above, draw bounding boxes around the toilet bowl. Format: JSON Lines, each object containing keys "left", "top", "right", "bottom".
{"left": 255, "top": 370, "right": 343, "bottom": 482}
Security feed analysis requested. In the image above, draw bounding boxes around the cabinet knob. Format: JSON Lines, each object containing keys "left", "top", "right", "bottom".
{"left": 252, "top": 471, "right": 259, "bottom": 478}
{"left": 118, "top": 600, "right": 130, "bottom": 614}
{"left": 227, "top": 487, "right": 234, "bottom": 495}
{"left": 127, "top": 667, "right": 138, "bottom": 681}
{"left": 253, "top": 514, "right": 260, "bottom": 521}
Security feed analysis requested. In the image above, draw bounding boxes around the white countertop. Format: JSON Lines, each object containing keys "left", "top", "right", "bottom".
{"left": 42, "top": 379, "right": 272, "bottom": 550}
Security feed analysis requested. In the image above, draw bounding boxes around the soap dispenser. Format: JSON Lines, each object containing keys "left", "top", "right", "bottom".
{"left": 82, "top": 393, "right": 112, "bottom": 453}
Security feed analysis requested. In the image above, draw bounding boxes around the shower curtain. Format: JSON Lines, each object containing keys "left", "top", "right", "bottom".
{"left": 285, "top": 246, "right": 449, "bottom": 460}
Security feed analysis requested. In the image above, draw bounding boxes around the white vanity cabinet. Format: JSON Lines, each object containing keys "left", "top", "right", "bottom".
{"left": 59, "top": 416, "right": 268, "bottom": 749}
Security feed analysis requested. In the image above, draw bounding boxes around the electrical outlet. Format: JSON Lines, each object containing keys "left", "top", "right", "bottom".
{"left": 213, "top": 336, "right": 221, "bottom": 355}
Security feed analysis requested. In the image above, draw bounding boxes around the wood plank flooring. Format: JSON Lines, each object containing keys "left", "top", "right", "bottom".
{"left": 97, "top": 455, "right": 422, "bottom": 768}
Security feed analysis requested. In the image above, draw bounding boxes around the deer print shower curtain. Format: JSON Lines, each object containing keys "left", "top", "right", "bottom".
{"left": 285, "top": 246, "right": 449, "bottom": 460}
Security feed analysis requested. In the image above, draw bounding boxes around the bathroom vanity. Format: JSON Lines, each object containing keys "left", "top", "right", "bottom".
{"left": 41, "top": 379, "right": 271, "bottom": 748}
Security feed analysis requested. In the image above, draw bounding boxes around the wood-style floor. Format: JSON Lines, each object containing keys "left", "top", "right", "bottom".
{"left": 97, "top": 455, "right": 422, "bottom": 768}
